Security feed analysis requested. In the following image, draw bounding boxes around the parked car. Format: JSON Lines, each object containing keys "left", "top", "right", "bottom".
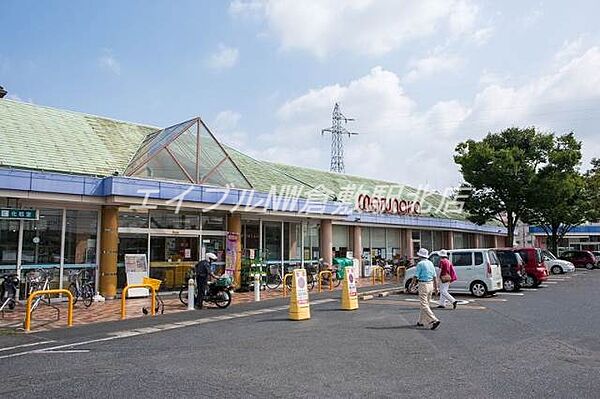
{"left": 495, "top": 249, "right": 526, "bottom": 292}
{"left": 514, "top": 247, "right": 548, "bottom": 287}
{"left": 559, "top": 250, "right": 597, "bottom": 270}
{"left": 541, "top": 249, "right": 575, "bottom": 274}
{"left": 403, "top": 249, "right": 503, "bottom": 297}
{"left": 592, "top": 251, "right": 600, "bottom": 262}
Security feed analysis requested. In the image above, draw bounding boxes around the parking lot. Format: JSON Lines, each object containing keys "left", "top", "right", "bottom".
{"left": 1, "top": 268, "right": 598, "bottom": 398}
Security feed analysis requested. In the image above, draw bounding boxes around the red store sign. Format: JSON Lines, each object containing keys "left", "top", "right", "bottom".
{"left": 356, "top": 194, "right": 421, "bottom": 216}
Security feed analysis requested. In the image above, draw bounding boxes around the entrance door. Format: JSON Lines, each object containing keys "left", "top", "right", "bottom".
{"left": 150, "top": 235, "right": 198, "bottom": 290}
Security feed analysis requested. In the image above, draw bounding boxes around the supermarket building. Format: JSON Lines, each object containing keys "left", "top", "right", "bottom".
{"left": 0, "top": 99, "right": 507, "bottom": 299}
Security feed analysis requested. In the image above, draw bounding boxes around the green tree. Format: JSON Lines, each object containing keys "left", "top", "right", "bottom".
{"left": 454, "top": 127, "right": 554, "bottom": 245}
{"left": 586, "top": 158, "right": 600, "bottom": 222}
{"left": 523, "top": 133, "right": 588, "bottom": 254}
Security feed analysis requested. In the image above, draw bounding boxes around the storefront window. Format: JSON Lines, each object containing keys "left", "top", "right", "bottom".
{"left": 201, "top": 235, "right": 226, "bottom": 272}
{"left": 332, "top": 225, "right": 349, "bottom": 258}
{"left": 64, "top": 210, "right": 98, "bottom": 266}
{"left": 150, "top": 210, "right": 200, "bottom": 230}
{"left": 285, "top": 222, "right": 302, "bottom": 262}
{"left": 242, "top": 220, "right": 260, "bottom": 251}
{"left": 263, "top": 222, "right": 281, "bottom": 263}
{"left": 386, "top": 229, "right": 401, "bottom": 259}
{"left": 453, "top": 232, "right": 465, "bottom": 249}
{"left": 21, "top": 209, "right": 62, "bottom": 267}
{"left": 433, "top": 231, "right": 444, "bottom": 251}
{"left": 421, "top": 230, "right": 433, "bottom": 252}
{"left": 412, "top": 230, "right": 421, "bottom": 256}
{"left": 119, "top": 211, "right": 148, "bottom": 228}
{"left": 150, "top": 236, "right": 198, "bottom": 290}
{"left": 202, "top": 212, "right": 226, "bottom": 231}
{"left": 303, "top": 223, "right": 320, "bottom": 264}
{"left": 361, "top": 227, "right": 371, "bottom": 266}
{"left": 371, "top": 228, "right": 386, "bottom": 260}
{"left": 0, "top": 220, "right": 19, "bottom": 271}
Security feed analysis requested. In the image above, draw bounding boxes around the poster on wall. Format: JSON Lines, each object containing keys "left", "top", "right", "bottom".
{"left": 225, "top": 232, "right": 239, "bottom": 277}
{"left": 124, "top": 254, "right": 149, "bottom": 297}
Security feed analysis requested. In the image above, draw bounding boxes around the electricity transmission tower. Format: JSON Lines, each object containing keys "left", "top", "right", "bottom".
{"left": 321, "top": 103, "right": 359, "bottom": 173}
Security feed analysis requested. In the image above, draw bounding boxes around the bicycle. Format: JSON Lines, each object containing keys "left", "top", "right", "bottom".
{"left": 265, "top": 264, "right": 283, "bottom": 290}
{"left": 0, "top": 272, "right": 19, "bottom": 312}
{"left": 25, "top": 268, "right": 56, "bottom": 312}
{"left": 67, "top": 269, "right": 95, "bottom": 307}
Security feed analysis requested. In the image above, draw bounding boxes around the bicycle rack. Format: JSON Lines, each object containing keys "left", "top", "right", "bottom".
{"left": 282, "top": 273, "right": 294, "bottom": 297}
{"left": 24, "top": 289, "right": 73, "bottom": 332}
{"left": 371, "top": 266, "right": 385, "bottom": 285}
{"left": 121, "top": 283, "right": 156, "bottom": 319}
{"left": 318, "top": 271, "right": 333, "bottom": 293}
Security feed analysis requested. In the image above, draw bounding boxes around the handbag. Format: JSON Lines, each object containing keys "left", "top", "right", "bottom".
{"left": 440, "top": 274, "right": 451, "bottom": 283}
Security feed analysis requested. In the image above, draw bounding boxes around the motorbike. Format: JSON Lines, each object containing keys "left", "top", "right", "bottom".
{"left": 179, "top": 275, "right": 234, "bottom": 309}
{"left": 205, "top": 277, "right": 234, "bottom": 308}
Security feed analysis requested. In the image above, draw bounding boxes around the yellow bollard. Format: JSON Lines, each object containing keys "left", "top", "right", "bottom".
{"left": 289, "top": 268, "right": 310, "bottom": 320}
{"left": 121, "top": 283, "right": 156, "bottom": 320}
{"left": 24, "top": 289, "right": 74, "bottom": 332}
{"left": 371, "top": 266, "right": 384, "bottom": 285}
{"left": 341, "top": 267, "right": 359, "bottom": 310}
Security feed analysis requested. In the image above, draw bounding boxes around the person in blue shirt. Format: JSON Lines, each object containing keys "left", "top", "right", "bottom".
{"left": 413, "top": 248, "right": 440, "bottom": 330}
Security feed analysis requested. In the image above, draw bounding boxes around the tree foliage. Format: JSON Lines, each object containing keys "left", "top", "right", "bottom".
{"left": 523, "top": 133, "right": 588, "bottom": 254}
{"left": 454, "top": 127, "right": 554, "bottom": 244}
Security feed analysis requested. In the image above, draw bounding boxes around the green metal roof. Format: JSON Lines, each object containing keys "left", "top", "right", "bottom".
{"left": 0, "top": 99, "right": 156, "bottom": 176}
{"left": 0, "top": 99, "right": 462, "bottom": 219}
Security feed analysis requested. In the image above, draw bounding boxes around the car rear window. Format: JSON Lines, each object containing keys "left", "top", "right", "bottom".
{"left": 452, "top": 252, "right": 472, "bottom": 266}
{"left": 474, "top": 252, "right": 483, "bottom": 265}
{"left": 535, "top": 249, "right": 542, "bottom": 263}
{"left": 517, "top": 250, "right": 529, "bottom": 263}
{"left": 496, "top": 251, "right": 517, "bottom": 266}
{"left": 488, "top": 250, "right": 499, "bottom": 265}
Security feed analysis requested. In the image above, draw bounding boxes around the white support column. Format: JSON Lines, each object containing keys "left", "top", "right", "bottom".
{"left": 59, "top": 208, "right": 67, "bottom": 291}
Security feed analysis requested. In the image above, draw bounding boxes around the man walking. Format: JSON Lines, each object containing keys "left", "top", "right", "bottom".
{"left": 437, "top": 249, "right": 458, "bottom": 309}
{"left": 414, "top": 248, "right": 441, "bottom": 330}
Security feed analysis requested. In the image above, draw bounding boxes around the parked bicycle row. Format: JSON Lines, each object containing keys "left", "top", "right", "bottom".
{"left": 0, "top": 267, "right": 95, "bottom": 314}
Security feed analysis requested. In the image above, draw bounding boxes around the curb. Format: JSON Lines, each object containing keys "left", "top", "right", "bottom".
{"left": 358, "top": 286, "right": 404, "bottom": 300}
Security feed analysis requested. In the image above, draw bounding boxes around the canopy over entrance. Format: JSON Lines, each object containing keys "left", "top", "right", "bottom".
{"left": 124, "top": 118, "right": 252, "bottom": 189}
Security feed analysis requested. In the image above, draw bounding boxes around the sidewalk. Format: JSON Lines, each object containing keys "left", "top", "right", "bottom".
{"left": 0, "top": 277, "right": 400, "bottom": 333}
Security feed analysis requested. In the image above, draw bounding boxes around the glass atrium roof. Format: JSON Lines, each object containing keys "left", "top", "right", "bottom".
{"left": 124, "top": 118, "right": 252, "bottom": 189}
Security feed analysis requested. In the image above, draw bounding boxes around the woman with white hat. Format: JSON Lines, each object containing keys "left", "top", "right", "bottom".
{"left": 437, "top": 249, "right": 458, "bottom": 309}
{"left": 414, "top": 248, "right": 441, "bottom": 330}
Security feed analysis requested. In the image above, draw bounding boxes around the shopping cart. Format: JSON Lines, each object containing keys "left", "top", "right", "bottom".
{"left": 142, "top": 277, "right": 165, "bottom": 315}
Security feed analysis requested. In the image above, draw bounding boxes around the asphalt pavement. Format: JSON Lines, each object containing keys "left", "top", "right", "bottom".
{"left": 1, "top": 270, "right": 599, "bottom": 398}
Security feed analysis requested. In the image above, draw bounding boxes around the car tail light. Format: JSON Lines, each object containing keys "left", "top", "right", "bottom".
{"left": 487, "top": 263, "right": 492, "bottom": 276}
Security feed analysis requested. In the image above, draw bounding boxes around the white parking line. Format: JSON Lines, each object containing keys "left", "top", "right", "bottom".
{"left": 543, "top": 281, "right": 558, "bottom": 284}
{"left": 496, "top": 292, "right": 525, "bottom": 296}
{"left": 0, "top": 340, "right": 55, "bottom": 352}
{"left": 0, "top": 299, "right": 338, "bottom": 360}
{"left": 521, "top": 288, "right": 538, "bottom": 291}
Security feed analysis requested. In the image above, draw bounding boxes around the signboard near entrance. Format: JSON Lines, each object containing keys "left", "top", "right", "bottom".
{"left": 124, "top": 254, "right": 149, "bottom": 297}
{"left": 225, "top": 232, "right": 239, "bottom": 277}
{"left": 0, "top": 208, "right": 38, "bottom": 220}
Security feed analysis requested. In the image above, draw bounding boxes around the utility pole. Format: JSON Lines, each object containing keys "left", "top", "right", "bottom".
{"left": 321, "top": 103, "right": 358, "bottom": 173}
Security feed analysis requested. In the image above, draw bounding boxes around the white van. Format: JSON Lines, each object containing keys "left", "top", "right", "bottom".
{"left": 403, "top": 249, "right": 503, "bottom": 297}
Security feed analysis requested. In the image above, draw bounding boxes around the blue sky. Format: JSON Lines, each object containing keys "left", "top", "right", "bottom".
{"left": 2, "top": 0, "right": 600, "bottom": 190}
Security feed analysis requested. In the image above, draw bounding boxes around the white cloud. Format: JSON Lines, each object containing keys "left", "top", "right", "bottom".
{"left": 211, "top": 110, "right": 248, "bottom": 149}
{"left": 554, "top": 36, "right": 585, "bottom": 63}
{"left": 98, "top": 50, "right": 121, "bottom": 75}
{"left": 520, "top": 3, "right": 543, "bottom": 28}
{"left": 403, "top": 52, "right": 464, "bottom": 83}
{"left": 207, "top": 44, "right": 239, "bottom": 70}
{"left": 239, "top": 46, "right": 600, "bottom": 190}
{"left": 230, "top": 0, "right": 492, "bottom": 57}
